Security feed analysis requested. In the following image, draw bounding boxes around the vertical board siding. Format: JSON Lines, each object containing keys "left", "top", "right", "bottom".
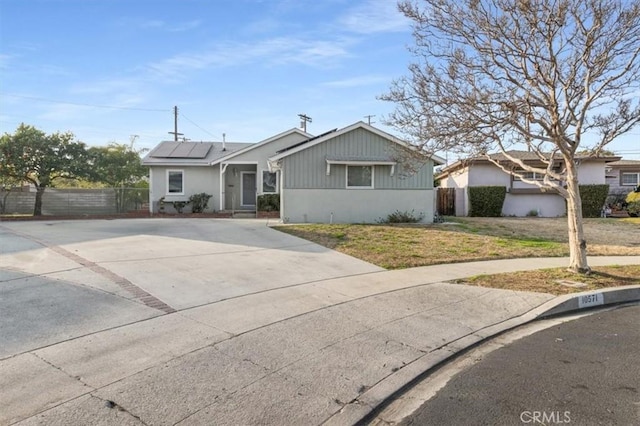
{"left": 283, "top": 128, "right": 433, "bottom": 189}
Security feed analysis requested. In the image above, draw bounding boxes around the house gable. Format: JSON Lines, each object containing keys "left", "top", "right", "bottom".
{"left": 212, "top": 128, "right": 312, "bottom": 166}
{"left": 275, "top": 124, "right": 439, "bottom": 190}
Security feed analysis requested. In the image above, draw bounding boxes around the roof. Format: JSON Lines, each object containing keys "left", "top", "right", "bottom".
{"left": 269, "top": 121, "right": 446, "bottom": 165}
{"left": 210, "top": 127, "right": 312, "bottom": 165}
{"left": 437, "top": 150, "right": 621, "bottom": 177}
{"left": 142, "top": 141, "right": 252, "bottom": 166}
{"left": 608, "top": 159, "right": 640, "bottom": 167}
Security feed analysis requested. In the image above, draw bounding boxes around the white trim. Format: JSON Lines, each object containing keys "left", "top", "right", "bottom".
{"left": 346, "top": 165, "right": 375, "bottom": 189}
{"left": 210, "top": 128, "right": 312, "bottom": 165}
{"left": 621, "top": 172, "right": 640, "bottom": 186}
{"left": 240, "top": 171, "right": 257, "bottom": 207}
{"left": 219, "top": 164, "right": 224, "bottom": 210}
{"left": 166, "top": 169, "right": 185, "bottom": 195}
{"left": 149, "top": 168, "right": 154, "bottom": 213}
{"left": 326, "top": 159, "right": 396, "bottom": 176}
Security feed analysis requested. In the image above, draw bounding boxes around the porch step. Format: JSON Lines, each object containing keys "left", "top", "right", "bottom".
{"left": 232, "top": 211, "right": 257, "bottom": 219}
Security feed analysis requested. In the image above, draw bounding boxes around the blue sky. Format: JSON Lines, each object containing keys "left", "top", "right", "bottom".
{"left": 0, "top": 0, "right": 638, "bottom": 159}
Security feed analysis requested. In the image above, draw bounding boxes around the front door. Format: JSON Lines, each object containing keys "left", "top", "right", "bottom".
{"left": 241, "top": 172, "right": 256, "bottom": 207}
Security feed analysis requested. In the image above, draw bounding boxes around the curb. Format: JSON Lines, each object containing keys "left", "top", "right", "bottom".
{"left": 536, "top": 285, "right": 640, "bottom": 318}
{"left": 324, "top": 285, "right": 640, "bottom": 426}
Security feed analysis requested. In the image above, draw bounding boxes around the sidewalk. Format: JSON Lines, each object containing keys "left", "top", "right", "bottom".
{"left": 2, "top": 256, "right": 639, "bottom": 426}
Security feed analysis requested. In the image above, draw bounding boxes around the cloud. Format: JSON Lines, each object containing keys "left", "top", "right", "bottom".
{"left": 338, "top": 0, "right": 410, "bottom": 34}
{"left": 322, "top": 74, "right": 390, "bottom": 88}
{"left": 118, "top": 17, "right": 201, "bottom": 32}
{"left": 144, "top": 36, "right": 353, "bottom": 81}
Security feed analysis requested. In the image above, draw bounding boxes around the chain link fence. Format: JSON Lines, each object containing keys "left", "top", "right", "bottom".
{"left": 0, "top": 188, "right": 149, "bottom": 216}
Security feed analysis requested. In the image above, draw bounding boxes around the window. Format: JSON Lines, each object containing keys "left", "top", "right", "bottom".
{"left": 621, "top": 172, "right": 640, "bottom": 186}
{"left": 347, "top": 165, "right": 373, "bottom": 188}
{"left": 513, "top": 170, "right": 544, "bottom": 181}
{"left": 167, "top": 170, "right": 184, "bottom": 194}
{"left": 262, "top": 171, "right": 278, "bottom": 193}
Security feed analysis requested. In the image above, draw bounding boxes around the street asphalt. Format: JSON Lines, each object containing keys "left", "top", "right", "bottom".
{"left": 0, "top": 218, "right": 638, "bottom": 425}
{"left": 396, "top": 304, "right": 640, "bottom": 426}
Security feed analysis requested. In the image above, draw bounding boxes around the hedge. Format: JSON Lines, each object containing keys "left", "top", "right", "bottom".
{"left": 579, "top": 184, "right": 609, "bottom": 218}
{"left": 257, "top": 194, "right": 280, "bottom": 211}
{"left": 468, "top": 186, "right": 506, "bottom": 217}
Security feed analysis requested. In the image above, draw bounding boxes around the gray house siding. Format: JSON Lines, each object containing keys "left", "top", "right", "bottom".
{"left": 279, "top": 127, "right": 436, "bottom": 223}
{"left": 225, "top": 132, "right": 308, "bottom": 164}
{"left": 149, "top": 166, "right": 219, "bottom": 213}
{"left": 282, "top": 128, "right": 433, "bottom": 189}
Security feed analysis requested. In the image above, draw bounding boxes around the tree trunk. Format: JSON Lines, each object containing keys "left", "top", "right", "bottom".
{"left": 565, "top": 161, "right": 590, "bottom": 273}
{"left": 33, "top": 185, "right": 46, "bottom": 216}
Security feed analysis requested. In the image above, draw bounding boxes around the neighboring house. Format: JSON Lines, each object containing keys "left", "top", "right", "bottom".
{"left": 437, "top": 151, "right": 620, "bottom": 217}
{"left": 143, "top": 121, "right": 445, "bottom": 223}
{"left": 605, "top": 160, "right": 640, "bottom": 195}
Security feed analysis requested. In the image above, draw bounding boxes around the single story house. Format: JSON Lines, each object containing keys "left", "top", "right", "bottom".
{"left": 142, "top": 121, "right": 445, "bottom": 223}
{"left": 436, "top": 151, "right": 620, "bottom": 217}
{"left": 605, "top": 159, "right": 640, "bottom": 195}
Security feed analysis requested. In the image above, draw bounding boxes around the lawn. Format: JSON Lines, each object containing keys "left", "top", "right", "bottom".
{"left": 274, "top": 217, "right": 640, "bottom": 294}
{"left": 275, "top": 217, "right": 640, "bottom": 269}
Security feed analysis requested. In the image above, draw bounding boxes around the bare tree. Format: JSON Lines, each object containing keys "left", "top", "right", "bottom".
{"left": 382, "top": 0, "right": 640, "bottom": 273}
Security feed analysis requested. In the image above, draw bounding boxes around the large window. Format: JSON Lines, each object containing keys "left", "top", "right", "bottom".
{"left": 262, "top": 171, "right": 278, "bottom": 193}
{"left": 347, "top": 165, "right": 373, "bottom": 188}
{"left": 513, "top": 169, "right": 544, "bottom": 181}
{"left": 621, "top": 172, "right": 640, "bottom": 186}
{"left": 167, "top": 170, "right": 184, "bottom": 194}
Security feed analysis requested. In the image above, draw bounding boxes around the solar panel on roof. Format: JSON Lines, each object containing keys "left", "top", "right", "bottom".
{"left": 150, "top": 142, "right": 179, "bottom": 158}
{"left": 171, "top": 143, "right": 196, "bottom": 157}
{"left": 149, "top": 142, "right": 213, "bottom": 158}
{"left": 189, "top": 143, "right": 212, "bottom": 158}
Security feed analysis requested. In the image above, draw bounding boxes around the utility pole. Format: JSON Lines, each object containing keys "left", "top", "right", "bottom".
{"left": 168, "top": 106, "right": 184, "bottom": 141}
{"left": 364, "top": 114, "right": 376, "bottom": 125}
{"left": 298, "top": 113, "right": 312, "bottom": 132}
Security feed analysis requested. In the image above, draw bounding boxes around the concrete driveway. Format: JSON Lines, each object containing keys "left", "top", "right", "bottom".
{"left": 0, "top": 218, "right": 382, "bottom": 358}
{"left": 3, "top": 218, "right": 636, "bottom": 425}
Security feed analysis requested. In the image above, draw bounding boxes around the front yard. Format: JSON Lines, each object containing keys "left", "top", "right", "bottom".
{"left": 274, "top": 217, "right": 640, "bottom": 295}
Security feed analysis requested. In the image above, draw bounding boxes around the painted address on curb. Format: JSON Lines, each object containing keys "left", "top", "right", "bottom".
{"left": 578, "top": 292, "right": 604, "bottom": 309}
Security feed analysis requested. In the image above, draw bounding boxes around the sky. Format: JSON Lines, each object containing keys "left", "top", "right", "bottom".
{"left": 0, "top": 0, "right": 638, "bottom": 160}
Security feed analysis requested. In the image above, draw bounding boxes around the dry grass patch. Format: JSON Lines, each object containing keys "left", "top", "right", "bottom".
{"left": 453, "top": 265, "right": 640, "bottom": 296}
{"left": 276, "top": 224, "right": 568, "bottom": 269}
{"left": 275, "top": 217, "right": 639, "bottom": 269}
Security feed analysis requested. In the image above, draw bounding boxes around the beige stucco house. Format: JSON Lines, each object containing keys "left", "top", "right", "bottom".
{"left": 437, "top": 151, "right": 620, "bottom": 217}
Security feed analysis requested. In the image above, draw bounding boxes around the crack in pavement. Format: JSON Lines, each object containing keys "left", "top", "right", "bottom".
{"left": 0, "top": 225, "right": 176, "bottom": 314}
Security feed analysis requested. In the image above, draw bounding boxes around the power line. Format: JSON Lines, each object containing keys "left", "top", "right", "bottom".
{"left": 179, "top": 112, "right": 221, "bottom": 140}
{"left": 1, "top": 93, "right": 170, "bottom": 112}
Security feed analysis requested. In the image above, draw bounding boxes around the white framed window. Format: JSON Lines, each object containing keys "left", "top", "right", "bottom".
{"left": 513, "top": 169, "right": 544, "bottom": 181}
{"left": 347, "top": 165, "right": 374, "bottom": 189}
{"left": 167, "top": 170, "right": 184, "bottom": 194}
{"left": 621, "top": 172, "right": 640, "bottom": 186}
{"left": 262, "top": 170, "right": 278, "bottom": 193}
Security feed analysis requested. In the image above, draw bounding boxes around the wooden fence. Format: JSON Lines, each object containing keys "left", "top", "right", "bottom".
{"left": 436, "top": 187, "right": 456, "bottom": 216}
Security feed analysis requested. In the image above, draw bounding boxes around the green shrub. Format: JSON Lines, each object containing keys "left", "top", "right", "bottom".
{"left": 628, "top": 202, "right": 640, "bottom": 217}
{"left": 579, "top": 184, "right": 609, "bottom": 218}
{"left": 189, "top": 192, "right": 212, "bottom": 213}
{"left": 257, "top": 194, "right": 280, "bottom": 211}
{"left": 378, "top": 209, "right": 423, "bottom": 223}
{"left": 172, "top": 201, "right": 188, "bottom": 213}
{"left": 468, "top": 186, "right": 506, "bottom": 217}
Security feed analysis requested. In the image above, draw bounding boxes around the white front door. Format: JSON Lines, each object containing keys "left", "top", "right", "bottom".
{"left": 241, "top": 172, "right": 256, "bottom": 207}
